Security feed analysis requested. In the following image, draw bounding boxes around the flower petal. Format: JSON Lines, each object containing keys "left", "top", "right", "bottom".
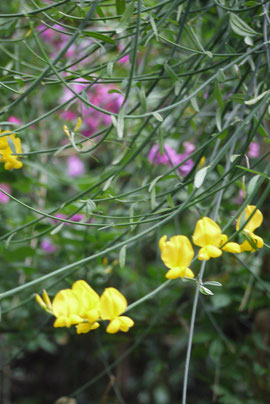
{"left": 198, "top": 245, "right": 222, "bottom": 261}
{"left": 119, "top": 316, "right": 134, "bottom": 332}
{"left": 159, "top": 235, "right": 194, "bottom": 270}
{"left": 222, "top": 242, "right": 242, "bottom": 253}
{"left": 76, "top": 322, "right": 100, "bottom": 334}
{"left": 236, "top": 205, "right": 263, "bottom": 233}
{"left": 100, "top": 288, "right": 127, "bottom": 320}
{"left": 106, "top": 318, "right": 121, "bottom": 334}
{"left": 193, "top": 217, "right": 222, "bottom": 248}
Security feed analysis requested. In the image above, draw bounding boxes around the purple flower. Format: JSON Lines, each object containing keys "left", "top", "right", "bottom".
{"left": 51, "top": 213, "right": 85, "bottom": 225}
{"left": 183, "top": 141, "right": 195, "bottom": 154}
{"left": 67, "top": 155, "right": 85, "bottom": 177}
{"left": 148, "top": 144, "right": 179, "bottom": 165}
{"left": 8, "top": 116, "right": 22, "bottom": 125}
{"left": 148, "top": 143, "right": 194, "bottom": 176}
{"left": 0, "top": 183, "right": 11, "bottom": 204}
{"left": 41, "top": 239, "right": 56, "bottom": 254}
{"left": 70, "top": 214, "right": 85, "bottom": 222}
{"left": 60, "top": 82, "right": 124, "bottom": 136}
{"left": 176, "top": 154, "right": 195, "bottom": 176}
{"left": 248, "top": 142, "right": 260, "bottom": 158}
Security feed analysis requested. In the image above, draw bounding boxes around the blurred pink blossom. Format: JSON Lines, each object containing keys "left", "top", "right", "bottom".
{"left": 235, "top": 189, "right": 244, "bottom": 205}
{"left": 41, "top": 239, "right": 56, "bottom": 254}
{"left": 148, "top": 143, "right": 194, "bottom": 176}
{"left": 60, "top": 82, "right": 123, "bottom": 136}
{"left": 67, "top": 155, "right": 85, "bottom": 177}
{"left": 118, "top": 44, "right": 130, "bottom": 65}
{"left": 183, "top": 141, "right": 195, "bottom": 154}
{"left": 248, "top": 142, "right": 260, "bottom": 158}
{"left": 8, "top": 116, "right": 22, "bottom": 125}
{"left": 52, "top": 213, "right": 85, "bottom": 225}
{"left": 0, "top": 183, "right": 11, "bottom": 204}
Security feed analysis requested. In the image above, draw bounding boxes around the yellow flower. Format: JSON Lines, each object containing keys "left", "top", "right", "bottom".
{"left": 236, "top": 205, "right": 264, "bottom": 252}
{"left": 52, "top": 289, "right": 85, "bottom": 328}
{"left": 159, "top": 235, "right": 194, "bottom": 279}
{"left": 71, "top": 280, "right": 100, "bottom": 334}
{"left": 100, "top": 288, "right": 134, "bottom": 334}
{"left": 0, "top": 130, "right": 23, "bottom": 170}
{"left": 35, "top": 280, "right": 101, "bottom": 334}
{"left": 193, "top": 217, "right": 230, "bottom": 260}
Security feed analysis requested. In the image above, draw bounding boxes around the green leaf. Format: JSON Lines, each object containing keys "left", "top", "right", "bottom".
{"left": 116, "top": 1, "right": 134, "bottom": 33}
{"left": 7, "top": 136, "right": 16, "bottom": 154}
{"left": 204, "top": 281, "right": 222, "bottom": 287}
{"left": 236, "top": 165, "right": 270, "bottom": 179}
{"left": 96, "top": 5, "right": 105, "bottom": 19}
{"left": 167, "top": 194, "right": 175, "bottom": 208}
{"left": 214, "top": 82, "right": 224, "bottom": 109}
{"left": 116, "top": 0, "right": 126, "bottom": 15}
{"left": 149, "top": 175, "right": 162, "bottom": 192}
{"left": 194, "top": 166, "right": 210, "bottom": 188}
{"left": 119, "top": 245, "right": 127, "bottom": 268}
{"left": 199, "top": 285, "right": 214, "bottom": 296}
{"left": 247, "top": 174, "right": 260, "bottom": 197}
{"left": 230, "top": 12, "right": 259, "bottom": 37}
{"left": 153, "top": 111, "right": 163, "bottom": 122}
{"left": 83, "top": 31, "right": 115, "bottom": 45}
{"left": 245, "top": 90, "right": 270, "bottom": 105}
{"left": 164, "top": 63, "right": 178, "bottom": 82}
{"left": 191, "top": 96, "right": 199, "bottom": 112}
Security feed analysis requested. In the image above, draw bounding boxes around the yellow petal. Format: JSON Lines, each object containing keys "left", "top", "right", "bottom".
{"left": 52, "top": 289, "right": 80, "bottom": 318}
{"left": 222, "top": 242, "right": 242, "bottom": 254}
{"left": 193, "top": 217, "right": 222, "bottom": 248}
{"left": 159, "top": 235, "right": 194, "bottom": 270}
{"left": 72, "top": 280, "right": 100, "bottom": 318}
{"left": 106, "top": 318, "right": 121, "bottom": 334}
{"left": 85, "top": 308, "right": 100, "bottom": 323}
{"left": 240, "top": 232, "right": 264, "bottom": 252}
{"left": 198, "top": 246, "right": 222, "bottom": 261}
{"left": 118, "top": 316, "right": 134, "bottom": 332}
{"left": 76, "top": 322, "right": 100, "bottom": 334}
{"left": 42, "top": 290, "right": 52, "bottom": 309}
{"left": 236, "top": 205, "right": 263, "bottom": 233}
{"left": 165, "top": 267, "right": 194, "bottom": 279}
{"left": 100, "top": 288, "right": 127, "bottom": 320}
{"left": 54, "top": 316, "right": 72, "bottom": 328}
{"left": 35, "top": 294, "right": 46, "bottom": 310}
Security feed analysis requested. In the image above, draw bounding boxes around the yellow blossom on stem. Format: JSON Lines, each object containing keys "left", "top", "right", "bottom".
{"left": 0, "top": 130, "right": 23, "bottom": 170}
{"left": 236, "top": 205, "right": 264, "bottom": 252}
{"left": 159, "top": 235, "right": 195, "bottom": 279}
{"left": 193, "top": 217, "right": 230, "bottom": 260}
{"left": 100, "top": 288, "right": 134, "bottom": 334}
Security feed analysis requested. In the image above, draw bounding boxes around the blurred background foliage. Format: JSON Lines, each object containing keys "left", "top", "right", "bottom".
{"left": 0, "top": 0, "right": 270, "bottom": 403}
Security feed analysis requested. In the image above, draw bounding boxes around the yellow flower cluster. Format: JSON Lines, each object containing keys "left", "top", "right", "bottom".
{"left": 36, "top": 280, "right": 134, "bottom": 334}
{"left": 159, "top": 205, "right": 264, "bottom": 280}
{"left": 0, "top": 129, "right": 23, "bottom": 170}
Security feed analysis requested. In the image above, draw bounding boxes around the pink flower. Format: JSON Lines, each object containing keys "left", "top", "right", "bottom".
{"left": 148, "top": 144, "right": 178, "bottom": 165}
{"left": 60, "top": 83, "right": 124, "bottom": 135}
{"left": 0, "top": 183, "right": 11, "bottom": 204}
{"left": 8, "top": 116, "right": 22, "bottom": 125}
{"left": 41, "top": 239, "right": 56, "bottom": 254}
{"left": 51, "top": 213, "right": 85, "bottom": 225}
{"left": 183, "top": 141, "right": 195, "bottom": 154}
{"left": 67, "top": 155, "right": 85, "bottom": 177}
{"left": 71, "top": 214, "right": 85, "bottom": 222}
{"left": 235, "top": 189, "right": 244, "bottom": 205}
{"left": 148, "top": 143, "right": 194, "bottom": 176}
{"left": 248, "top": 142, "right": 260, "bottom": 158}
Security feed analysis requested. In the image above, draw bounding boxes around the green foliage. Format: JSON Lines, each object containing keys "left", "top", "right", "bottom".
{"left": 0, "top": 0, "right": 269, "bottom": 403}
